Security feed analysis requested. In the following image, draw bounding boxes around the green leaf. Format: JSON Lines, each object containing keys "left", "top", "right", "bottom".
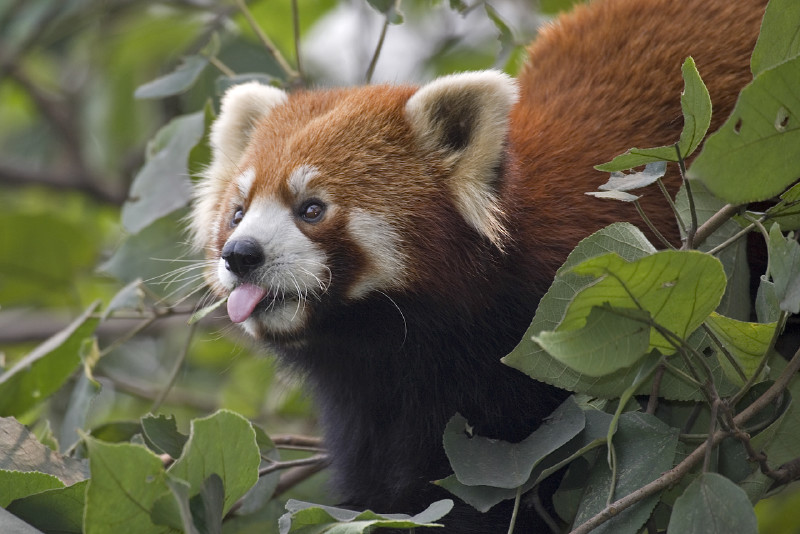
{"left": 573, "top": 413, "right": 679, "bottom": 534}
{"left": 278, "top": 499, "right": 453, "bottom": 533}
{"left": 767, "top": 223, "right": 800, "bottom": 313}
{"left": 597, "top": 161, "right": 667, "bottom": 192}
{"left": 121, "top": 111, "right": 204, "bottom": 234}
{"left": 235, "top": 425, "right": 281, "bottom": 515}
{"left": 705, "top": 312, "right": 776, "bottom": 386}
{"left": 188, "top": 100, "right": 215, "bottom": 178}
{"left": 675, "top": 56, "right": 713, "bottom": 158}
{"left": 565, "top": 250, "right": 726, "bottom": 354}
{"left": 151, "top": 477, "right": 196, "bottom": 533}
{"left": 690, "top": 55, "right": 800, "bottom": 204}
{"left": 103, "top": 278, "right": 146, "bottom": 320}
{"left": 443, "top": 397, "right": 585, "bottom": 489}
{"left": 504, "top": 232, "right": 735, "bottom": 400}
{"left": 667, "top": 473, "right": 757, "bottom": 534}
{"left": 485, "top": 3, "right": 516, "bottom": 69}
{"left": 596, "top": 57, "right": 711, "bottom": 171}
{"left": 134, "top": 55, "right": 209, "bottom": 99}
{"left": 439, "top": 406, "right": 613, "bottom": 513}
{"left": 764, "top": 182, "right": 800, "bottom": 230}
{"left": 142, "top": 414, "right": 189, "bottom": 459}
{"left": 84, "top": 437, "right": 173, "bottom": 534}
{"left": 750, "top": 0, "right": 800, "bottom": 75}
{"left": 168, "top": 410, "right": 260, "bottom": 514}
{"left": 756, "top": 275, "right": 780, "bottom": 323}
{"left": 366, "top": 0, "right": 403, "bottom": 24}
{"left": 0, "top": 470, "right": 63, "bottom": 507}
{"left": 0, "top": 301, "right": 100, "bottom": 416}
{"left": 100, "top": 214, "right": 195, "bottom": 287}
{"left": 6, "top": 480, "right": 88, "bottom": 534}
{"left": 189, "top": 474, "right": 224, "bottom": 534}
{"left": 533, "top": 306, "right": 650, "bottom": 377}
{"left": 676, "top": 181, "right": 751, "bottom": 320}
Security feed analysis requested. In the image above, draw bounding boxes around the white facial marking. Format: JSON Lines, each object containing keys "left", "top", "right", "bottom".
{"left": 236, "top": 168, "right": 256, "bottom": 199}
{"left": 217, "top": 197, "right": 330, "bottom": 334}
{"left": 288, "top": 165, "right": 319, "bottom": 196}
{"left": 346, "top": 208, "right": 408, "bottom": 299}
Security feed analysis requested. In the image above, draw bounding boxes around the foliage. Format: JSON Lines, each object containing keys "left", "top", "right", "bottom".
{"left": 2, "top": 0, "right": 800, "bottom": 533}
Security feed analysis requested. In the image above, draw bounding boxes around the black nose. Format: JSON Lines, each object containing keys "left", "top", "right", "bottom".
{"left": 221, "top": 239, "right": 264, "bottom": 277}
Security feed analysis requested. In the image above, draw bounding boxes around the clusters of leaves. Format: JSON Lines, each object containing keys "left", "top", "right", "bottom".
{"left": 458, "top": 2, "right": 800, "bottom": 531}
{"left": 2, "top": 0, "right": 800, "bottom": 533}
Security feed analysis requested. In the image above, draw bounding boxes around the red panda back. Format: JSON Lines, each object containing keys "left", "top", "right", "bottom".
{"left": 510, "top": 0, "right": 767, "bottom": 276}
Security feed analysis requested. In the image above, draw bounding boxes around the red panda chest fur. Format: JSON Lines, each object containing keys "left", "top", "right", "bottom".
{"left": 190, "top": 0, "right": 766, "bottom": 530}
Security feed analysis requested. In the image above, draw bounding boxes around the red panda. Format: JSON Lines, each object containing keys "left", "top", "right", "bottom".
{"left": 190, "top": 0, "right": 767, "bottom": 531}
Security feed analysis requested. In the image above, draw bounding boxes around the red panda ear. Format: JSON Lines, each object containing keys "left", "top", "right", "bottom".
{"left": 405, "top": 71, "right": 518, "bottom": 249}
{"left": 191, "top": 82, "right": 287, "bottom": 252}
{"left": 209, "top": 82, "right": 288, "bottom": 179}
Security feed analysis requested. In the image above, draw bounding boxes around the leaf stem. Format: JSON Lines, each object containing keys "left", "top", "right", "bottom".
{"left": 208, "top": 55, "right": 236, "bottom": 77}
{"left": 234, "top": 0, "right": 299, "bottom": 83}
{"left": 291, "top": 0, "right": 304, "bottom": 83}
{"left": 691, "top": 203, "right": 742, "bottom": 250}
{"left": 570, "top": 340, "right": 800, "bottom": 534}
{"left": 634, "top": 199, "right": 675, "bottom": 249}
{"left": 365, "top": 15, "right": 390, "bottom": 83}
{"left": 729, "top": 311, "right": 789, "bottom": 406}
{"left": 676, "top": 144, "right": 698, "bottom": 249}
{"left": 701, "top": 323, "right": 748, "bottom": 383}
{"left": 657, "top": 177, "right": 686, "bottom": 234}
{"left": 507, "top": 486, "right": 522, "bottom": 534}
{"left": 151, "top": 322, "right": 197, "bottom": 413}
{"left": 706, "top": 222, "right": 755, "bottom": 256}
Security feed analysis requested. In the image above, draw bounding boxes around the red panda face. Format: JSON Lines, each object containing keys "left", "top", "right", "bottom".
{"left": 190, "top": 74, "right": 518, "bottom": 342}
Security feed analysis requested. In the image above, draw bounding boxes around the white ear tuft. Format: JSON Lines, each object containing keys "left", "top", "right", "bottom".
{"left": 190, "top": 82, "right": 287, "bottom": 252}
{"left": 209, "top": 82, "right": 288, "bottom": 177}
{"left": 405, "top": 71, "right": 518, "bottom": 249}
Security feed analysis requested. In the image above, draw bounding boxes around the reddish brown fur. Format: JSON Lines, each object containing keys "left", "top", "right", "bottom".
{"left": 510, "top": 0, "right": 766, "bottom": 278}
{"left": 200, "top": 1, "right": 768, "bottom": 531}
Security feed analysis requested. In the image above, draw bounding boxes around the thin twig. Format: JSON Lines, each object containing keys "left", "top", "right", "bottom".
{"left": 233, "top": 0, "right": 299, "bottom": 82}
{"left": 291, "top": 0, "right": 304, "bottom": 83}
{"left": 507, "top": 486, "right": 522, "bottom": 534}
{"left": 274, "top": 462, "right": 329, "bottom": 497}
{"left": 646, "top": 365, "right": 666, "bottom": 415}
{"left": 570, "top": 342, "right": 800, "bottom": 534}
{"left": 657, "top": 177, "right": 686, "bottom": 234}
{"left": 259, "top": 453, "right": 329, "bottom": 476}
{"left": 365, "top": 16, "right": 390, "bottom": 83}
{"left": 702, "top": 323, "right": 748, "bottom": 383}
{"left": 634, "top": 199, "right": 675, "bottom": 249}
{"left": 209, "top": 56, "right": 236, "bottom": 77}
{"left": 675, "top": 144, "right": 697, "bottom": 249}
{"left": 692, "top": 203, "right": 741, "bottom": 250}
{"left": 703, "top": 399, "right": 719, "bottom": 473}
{"left": 151, "top": 322, "right": 197, "bottom": 412}
{"left": 706, "top": 222, "right": 755, "bottom": 256}
{"left": 729, "top": 311, "right": 788, "bottom": 406}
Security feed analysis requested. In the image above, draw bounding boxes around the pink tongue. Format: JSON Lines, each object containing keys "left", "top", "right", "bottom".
{"left": 227, "top": 284, "right": 269, "bottom": 323}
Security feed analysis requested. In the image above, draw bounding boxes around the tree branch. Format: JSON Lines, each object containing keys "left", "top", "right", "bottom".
{"left": 570, "top": 342, "right": 800, "bottom": 534}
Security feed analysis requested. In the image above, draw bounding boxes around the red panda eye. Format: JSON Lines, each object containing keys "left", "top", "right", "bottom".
{"left": 231, "top": 206, "right": 244, "bottom": 227}
{"left": 300, "top": 201, "right": 325, "bottom": 222}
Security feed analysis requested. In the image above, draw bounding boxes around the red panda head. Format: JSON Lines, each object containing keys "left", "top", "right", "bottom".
{"left": 190, "top": 72, "right": 518, "bottom": 341}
